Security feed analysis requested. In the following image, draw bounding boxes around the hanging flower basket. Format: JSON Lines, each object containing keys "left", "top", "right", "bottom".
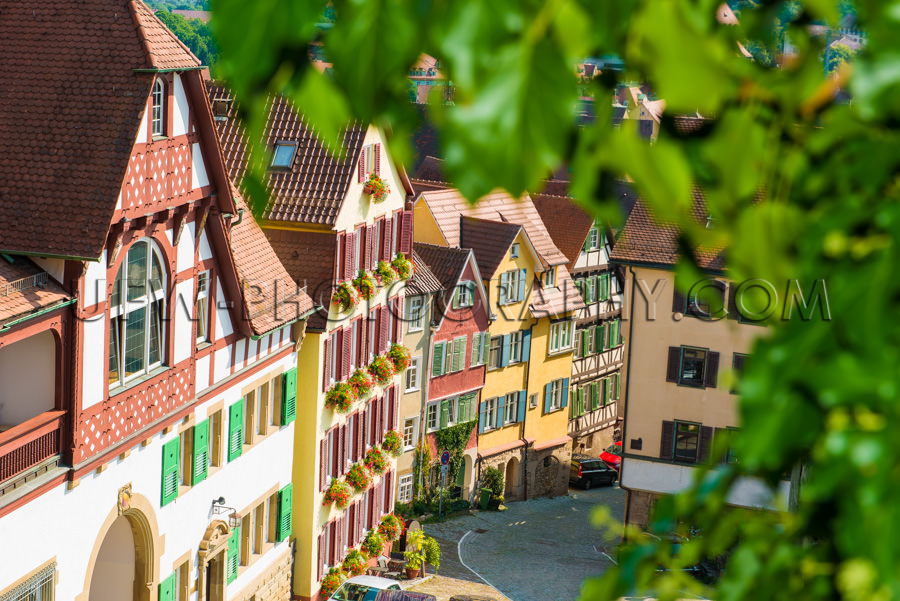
{"left": 332, "top": 281, "right": 360, "bottom": 313}
{"left": 387, "top": 343, "right": 411, "bottom": 372}
{"left": 352, "top": 270, "right": 377, "bottom": 300}
{"left": 391, "top": 253, "right": 415, "bottom": 280}
{"left": 345, "top": 462, "right": 372, "bottom": 493}
{"left": 349, "top": 368, "right": 376, "bottom": 398}
{"left": 320, "top": 567, "right": 345, "bottom": 598}
{"left": 362, "top": 530, "right": 385, "bottom": 557}
{"left": 325, "top": 382, "right": 357, "bottom": 413}
{"left": 374, "top": 260, "right": 399, "bottom": 286}
{"left": 378, "top": 512, "right": 406, "bottom": 541}
{"left": 381, "top": 429, "right": 403, "bottom": 456}
{"left": 342, "top": 548, "right": 367, "bottom": 577}
{"left": 368, "top": 354, "right": 395, "bottom": 386}
{"left": 323, "top": 478, "right": 352, "bottom": 509}
{"left": 365, "top": 447, "right": 388, "bottom": 475}
{"left": 363, "top": 173, "right": 390, "bottom": 202}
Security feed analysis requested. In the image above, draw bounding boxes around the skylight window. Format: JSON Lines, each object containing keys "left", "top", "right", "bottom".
{"left": 271, "top": 142, "right": 298, "bottom": 168}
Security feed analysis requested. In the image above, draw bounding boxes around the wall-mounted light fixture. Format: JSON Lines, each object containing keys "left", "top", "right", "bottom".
{"left": 212, "top": 497, "right": 240, "bottom": 529}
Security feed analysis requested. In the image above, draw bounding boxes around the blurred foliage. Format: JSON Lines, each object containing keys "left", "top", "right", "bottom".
{"left": 210, "top": 0, "right": 900, "bottom": 599}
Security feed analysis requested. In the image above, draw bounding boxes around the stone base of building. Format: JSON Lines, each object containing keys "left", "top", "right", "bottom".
{"left": 624, "top": 489, "right": 657, "bottom": 529}
{"left": 570, "top": 420, "right": 619, "bottom": 458}
{"left": 233, "top": 543, "right": 293, "bottom": 601}
{"left": 477, "top": 439, "right": 571, "bottom": 502}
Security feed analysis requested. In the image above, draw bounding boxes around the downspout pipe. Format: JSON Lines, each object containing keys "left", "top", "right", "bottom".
{"left": 620, "top": 264, "right": 638, "bottom": 540}
{"left": 521, "top": 315, "right": 538, "bottom": 501}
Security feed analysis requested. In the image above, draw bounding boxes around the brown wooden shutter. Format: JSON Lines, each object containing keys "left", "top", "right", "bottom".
{"left": 319, "top": 438, "right": 327, "bottom": 490}
{"left": 705, "top": 352, "right": 720, "bottom": 388}
{"left": 726, "top": 283, "right": 739, "bottom": 320}
{"left": 368, "top": 487, "right": 376, "bottom": 527}
{"left": 379, "top": 306, "right": 389, "bottom": 353}
{"left": 698, "top": 425, "right": 713, "bottom": 463}
{"left": 672, "top": 282, "right": 685, "bottom": 313}
{"left": 358, "top": 409, "right": 365, "bottom": 454}
{"left": 341, "top": 326, "right": 351, "bottom": 380}
{"left": 391, "top": 385, "right": 399, "bottom": 430}
{"left": 377, "top": 396, "right": 385, "bottom": 443}
{"left": 334, "top": 234, "right": 344, "bottom": 281}
{"left": 361, "top": 224, "right": 371, "bottom": 270}
{"left": 666, "top": 347, "right": 681, "bottom": 382}
{"left": 374, "top": 143, "right": 381, "bottom": 176}
{"left": 386, "top": 387, "right": 394, "bottom": 432}
{"left": 358, "top": 315, "right": 367, "bottom": 366}
{"left": 358, "top": 155, "right": 365, "bottom": 182}
{"left": 343, "top": 233, "right": 353, "bottom": 280}
{"left": 317, "top": 533, "right": 324, "bottom": 580}
{"left": 331, "top": 429, "right": 340, "bottom": 477}
{"left": 399, "top": 210, "right": 413, "bottom": 254}
{"left": 660, "top": 421, "right": 675, "bottom": 459}
{"left": 383, "top": 217, "right": 393, "bottom": 260}
{"left": 343, "top": 423, "right": 351, "bottom": 472}
{"left": 323, "top": 336, "right": 331, "bottom": 392}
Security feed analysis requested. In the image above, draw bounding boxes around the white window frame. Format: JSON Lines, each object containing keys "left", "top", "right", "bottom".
{"left": 587, "top": 226, "right": 599, "bottom": 251}
{"left": 402, "top": 417, "right": 418, "bottom": 450}
{"left": 510, "top": 243, "right": 520, "bottom": 258}
{"left": 550, "top": 378, "right": 565, "bottom": 410}
{"left": 407, "top": 296, "right": 425, "bottom": 332}
{"left": 543, "top": 267, "right": 556, "bottom": 288}
{"left": 350, "top": 320, "right": 359, "bottom": 372}
{"left": 196, "top": 270, "right": 210, "bottom": 344}
{"left": 500, "top": 269, "right": 522, "bottom": 304}
{"left": 329, "top": 334, "right": 339, "bottom": 384}
{"left": 487, "top": 335, "right": 502, "bottom": 370}
{"left": 398, "top": 474, "right": 413, "bottom": 503}
{"left": 509, "top": 330, "right": 523, "bottom": 364}
{"left": 484, "top": 398, "right": 498, "bottom": 431}
{"left": 548, "top": 320, "right": 575, "bottom": 354}
{"left": 453, "top": 281, "right": 474, "bottom": 308}
{"left": 504, "top": 392, "right": 518, "bottom": 425}
{"left": 425, "top": 403, "right": 439, "bottom": 432}
{"left": 151, "top": 78, "right": 165, "bottom": 137}
{"left": 405, "top": 356, "right": 421, "bottom": 392}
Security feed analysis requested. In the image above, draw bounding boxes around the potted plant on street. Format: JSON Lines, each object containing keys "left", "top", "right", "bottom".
{"left": 404, "top": 529, "right": 425, "bottom": 579}
{"left": 423, "top": 535, "right": 441, "bottom": 573}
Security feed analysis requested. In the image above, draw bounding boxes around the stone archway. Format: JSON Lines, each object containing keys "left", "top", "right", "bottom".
{"left": 197, "top": 520, "right": 232, "bottom": 601}
{"left": 87, "top": 512, "right": 154, "bottom": 601}
{"left": 504, "top": 457, "right": 519, "bottom": 500}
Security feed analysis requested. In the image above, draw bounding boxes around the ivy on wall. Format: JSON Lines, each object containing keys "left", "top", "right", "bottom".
{"left": 433, "top": 420, "right": 476, "bottom": 490}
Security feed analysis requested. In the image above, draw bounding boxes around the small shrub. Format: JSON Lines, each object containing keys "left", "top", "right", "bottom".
{"left": 481, "top": 465, "right": 504, "bottom": 496}
{"left": 363, "top": 530, "right": 384, "bottom": 557}
{"left": 320, "top": 567, "right": 344, "bottom": 598}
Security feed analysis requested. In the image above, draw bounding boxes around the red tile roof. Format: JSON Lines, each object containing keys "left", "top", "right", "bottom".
{"left": 407, "top": 250, "right": 444, "bottom": 295}
{"left": 229, "top": 190, "right": 314, "bottom": 335}
{"left": 0, "top": 0, "right": 199, "bottom": 259}
{"left": 0, "top": 257, "right": 71, "bottom": 327}
{"left": 266, "top": 229, "right": 336, "bottom": 331}
{"left": 532, "top": 189, "right": 595, "bottom": 272}
{"left": 459, "top": 217, "right": 522, "bottom": 279}
{"left": 530, "top": 264, "right": 584, "bottom": 318}
{"left": 209, "top": 83, "right": 367, "bottom": 225}
{"left": 412, "top": 243, "right": 472, "bottom": 313}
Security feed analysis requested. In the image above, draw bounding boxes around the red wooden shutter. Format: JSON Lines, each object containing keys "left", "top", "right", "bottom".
{"left": 343, "top": 233, "right": 353, "bottom": 280}
{"left": 666, "top": 347, "right": 681, "bottom": 382}
{"left": 379, "top": 306, "right": 389, "bottom": 353}
{"left": 399, "top": 210, "right": 413, "bottom": 254}
{"left": 357, "top": 410, "right": 365, "bottom": 456}
{"left": 359, "top": 315, "right": 368, "bottom": 366}
{"left": 319, "top": 438, "right": 327, "bottom": 490}
{"left": 317, "top": 533, "right": 324, "bottom": 580}
{"left": 374, "top": 143, "right": 381, "bottom": 176}
{"left": 343, "top": 423, "right": 351, "bottom": 471}
{"left": 334, "top": 234, "right": 344, "bottom": 281}
{"left": 369, "top": 224, "right": 378, "bottom": 269}
{"left": 378, "top": 396, "right": 385, "bottom": 443}
{"left": 391, "top": 385, "right": 399, "bottom": 430}
{"left": 332, "top": 429, "right": 340, "bottom": 477}
{"left": 367, "top": 490, "right": 375, "bottom": 528}
{"left": 383, "top": 217, "right": 393, "bottom": 260}
{"left": 342, "top": 327, "right": 351, "bottom": 380}
{"left": 373, "top": 308, "right": 382, "bottom": 354}
{"left": 360, "top": 225, "right": 370, "bottom": 270}
{"left": 358, "top": 155, "right": 365, "bottom": 182}
{"left": 323, "top": 336, "right": 331, "bottom": 392}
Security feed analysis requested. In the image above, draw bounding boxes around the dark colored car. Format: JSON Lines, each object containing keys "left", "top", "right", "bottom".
{"left": 599, "top": 441, "right": 622, "bottom": 471}
{"left": 569, "top": 454, "right": 618, "bottom": 489}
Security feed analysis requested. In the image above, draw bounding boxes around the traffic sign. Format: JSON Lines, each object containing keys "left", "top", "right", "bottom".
{"left": 440, "top": 450, "right": 450, "bottom": 465}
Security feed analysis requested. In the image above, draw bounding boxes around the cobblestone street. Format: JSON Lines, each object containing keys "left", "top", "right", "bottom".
{"left": 420, "top": 485, "right": 626, "bottom": 601}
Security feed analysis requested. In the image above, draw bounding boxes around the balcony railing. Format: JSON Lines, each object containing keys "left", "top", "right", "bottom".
{"left": 0, "top": 410, "right": 64, "bottom": 484}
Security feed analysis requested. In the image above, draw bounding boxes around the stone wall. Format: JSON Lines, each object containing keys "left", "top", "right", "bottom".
{"left": 527, "top": 443, "right": 571, "bottom": 499}
{"left": 233, "top": 542, "right": 293, "bottom": 601}
{"left": 625, "top": 490, "right": 656, "bottom": 529}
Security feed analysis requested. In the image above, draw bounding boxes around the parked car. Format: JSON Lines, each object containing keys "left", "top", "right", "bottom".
{"left": 328, "top": 576, "right": 401, "bottom": 601}
{"left": 599, "top": 441, "right": 622, "bottom": 470}
{"left": 375, "top": 591, "right": 437, "bottom": 601}
{"left": 569, "top": 454, "right": 618, "bottom": 489}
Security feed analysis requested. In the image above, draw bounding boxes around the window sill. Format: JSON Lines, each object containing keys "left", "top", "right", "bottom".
{"left": 676, "top": 381, "right": 707, "bottom": 390}
{"left": 404, "top": 387, "right": 420, "bottom": 394}
{"left": 109, "top": 365, "right": 170, "bottom": 397}
{"left": 407, "top": 326, "right": 424, "bottom": 333}
{"left": 152, "top": 135, "right": 169, "bottom": 142}
{"left": 196, "top": 341, "right": 213, "bottom": 351}
{"left": 547, "top": 348, "right": 574, "bottom": 357}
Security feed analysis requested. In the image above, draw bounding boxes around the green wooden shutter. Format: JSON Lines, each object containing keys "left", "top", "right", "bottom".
{"left": 159, "top": 572, "right": 176, "bottom": 601}
{"left": 452, "top": 337, "right": 465, "bottom": 372}
{"left": 451, "top": 286, "right": 460, "bottom": 309}
{"left": 432, "top": 342, "right": 445, "bottom": 377}
{"left": 161, "top": 438, "right": 179, "bottom": 506}
{"left": 599, "top": 273, "right": 610, "bottom": 300}
{"left": 605, "top": 377, "right": 612, "bottom": 405}
{"left": 596, "top": 324, "right": 606, "bottom": 351}
{"left": 591, "top": 382, "right": 600, "bottom": 411}
{"left": 471, "top": 333, "right": 482, "bottom": 366}
{"left": 499, "top": 272, "right": 509, "bottom": 304}
{"left": 193, "top": 419, "right": 209, "bottom": 484}
{"left": 580, "top": 329, "right": 589, "bottom": 356}
{"left": 282, "top": 367, "right": 297, "bottom": 425}
{"left": 277, "top": 483, "right": 293, "bottom": 542}
{"left": 482, "top": 334, "right": 490, "bottom": 365}
{"left": 615, "top": 373, "right": 621, "bottom": 399}
{"left": 226, "top": 524, "right": 240, "bottom": 584}
{"left": 440, "top": 400, "right": 450, "bottom": 429}
{"left": 228, "top": 399, "right": 244, "bottom": 462}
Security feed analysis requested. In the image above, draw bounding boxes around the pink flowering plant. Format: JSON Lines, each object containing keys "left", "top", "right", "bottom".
{"left": 374, "top": 260, "right": 399, "bottom": 285}
{"left": 349, "top": 368, "right": 375, "bottom": 397}
{"left": 378, "top": 513, "right": 405, "bottom": 541}
{"left": 325, "top": 382, "right": 356, "bottom": 413}
{"left": 342, "top": 548, "right": 367, "bottom": 576}
{"left": 352, "top": 270, "right": 377, "bottom": 300}
{"left": 367, "top": 354, "right": 395, "bottom": 385}
{"left": 363, "top": 173, "right": 390, "bottom": 202}
{"left": 387, "top": 343, "right": 411, "bottom": 372}
{"left": 391, "top": 253, "right": 414, "bottom": 280}
{"left": 323, "top": 478, "right": 351, "bottom": 509}
{"left": 365, "top": 446, "right": 388, "bottom": 475}
{"left": 345, "top": 462, "right": 372, "bottom": 493}
{"left": 332, "top": 280, "right": 359, "bottom": 312}
{"left": 381, "top": 429, "right": 403, "bottom": 456}
{"left": 320, "top": 568, "right": 344, "bottom": 597}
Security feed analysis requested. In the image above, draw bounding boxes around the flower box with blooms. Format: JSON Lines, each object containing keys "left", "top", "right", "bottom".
{"left": 365, "top": 446, "right": 388, "bottom": 475}
{"left": 367, "top": 355, "right": 395, "bottom": 386}
{"left": 387, "top": 343, "right": 411, "bottom": 372}
{"left": 363, "top": 173, "right": 390, "bottom": 202}
{"left": 374, "top": 260, "right": 399, "bottom": 286}
{"left": 378, "top": 513, "right": 406, "bottom": 541}
{"left": 348, "top": 368, "right": 375, "bottom": 397}
{"left": 345, "top": 462, "right": 372, "bottom": 493}
{"left": 325, "top": 382, "right": 356, "bottom": 413}
{"left": 382, "top": 429, "right": 403, "bottom": 456}
{"left": 352, "top": 270, "right": 377, "bottom": 300}
{"left": 332, "top": 281, "right": 359, "bottom": 313}
{"left": 320, "top": 567, "right": 344, "bottom": 598}
{"left": 342, "top": 549, "right": 367, "bottom": 577}
{"left": 391, "top": 253, "right": 415, "bottom": 280}
{"left": 323, "top": 478, "right": 352, "bottom": 509}
{"left": 362, "top": 530, "right": 385, "bottom": 557}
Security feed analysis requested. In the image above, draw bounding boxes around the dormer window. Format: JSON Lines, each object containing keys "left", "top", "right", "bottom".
{"left": 510, "top": 243, "right": 520, "bottom": 259}
{"left": 151, "top": 79, "right": 165, "bottom": 137}
{"left": 543, "top": 267, "right": 556, "bottom": 288}
{"left": 271, "top": 142, "right": 298, "bottom": 169}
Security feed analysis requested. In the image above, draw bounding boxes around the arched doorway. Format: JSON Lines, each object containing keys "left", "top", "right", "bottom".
{"left": 89, "top": 512, "right": 152, "bottom": 601}
{"left": 505, "top": 457, "right": 519, "bottom": 500}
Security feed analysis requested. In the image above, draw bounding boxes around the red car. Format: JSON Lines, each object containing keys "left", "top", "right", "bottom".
{"left": 600, "top": 441, "right": 622, "bottom": 470}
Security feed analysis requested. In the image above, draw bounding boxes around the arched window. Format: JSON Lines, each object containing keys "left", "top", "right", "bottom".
{"left": 109, "top": 240, "right": 167, "bottom": 388}
{"left": 151, "top": 79, "right": 165, "bottom": 137}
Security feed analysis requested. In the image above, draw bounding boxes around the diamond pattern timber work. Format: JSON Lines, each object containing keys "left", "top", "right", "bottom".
{"left": 76, "top": 362, "right": 194, "bottom": 463}
{"left": 121, "top": 140, "right": 194, "bottom": 214}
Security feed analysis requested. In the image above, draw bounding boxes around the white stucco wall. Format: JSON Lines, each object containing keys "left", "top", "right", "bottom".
{"left": 172, "top": 73, "right": 190, "bottom": 138}
{"left": 177, "top": 221, "right": 195, "bottom": 275}
{"left": 191, "top": 143, "right": 209, "bottom": 190}
{"left": 83, "top": 250, "right": 107, "bottom": 308}
{"left": 214, "top": 280, "right": 233, "bottom": 339}
{"left": 198, "top": 228, "right": 213, "bottom": 262}
{"left": 173, "top": 279, "right": 194, "bottom": 365}
{"left": 81, "top": 314, "right": 107, "bottom": 410}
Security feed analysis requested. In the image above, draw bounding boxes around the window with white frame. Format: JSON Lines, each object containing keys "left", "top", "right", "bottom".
{"left": 402, "top": 418, "right": 418, "bottom": 449}
{"left": 484, "top": 397, "right": 498, "bottom": 431}
{"left": 352, "top": 228, "right": 362, "bottom": 274}
{"left": 452, "top": 281, "right": 475, "bottom": 309}
{"left": 543, "top": 267, "right": 556, "bottom": 288}
{"left": 503, "top": 392, "right": 518, "bottom": 425}
{"left": 584, "top": 226, "right": 599, "bottom": 251}
{"left": 549, "top": 378, "right": 566, "bottom": 410}
{"left": 196, "top": 270, "right": 210, "bottom": 344}
{"left": 398, "top": 474, "right": 413, "bottom": 503}
{"left": 499, "top": 269, "right": 523, "bottom": 304}
{"left": 407, "top": 296, "right": 425, "bottom": 332}
{"left": 509, "top": 330, "right": 523, "bottom": 364}
{"left": 329, "top": 334, "right": 339, "bottom": 384}
{"left": 151, "top": 79, "right": 165, "bottom": 137}
{"left": 488, "top": 335, "right": 502, "bottom": 370}
{"left": 425, "top": 403, "right": 439, "bottom": 432}
{"left": 510, "top": 243, "right": 520, "bottom": 258}
{"left": 471, "top": 332, "right": 489, "bottom": 366}
{"left": 548, "top": 320, "right": 575, "bottom": 354}
{"left": 405, "top": 356, "right": 421, "bottom": 392}
{"left": 109, "top": 240, "right": 167, "bottom": 388}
